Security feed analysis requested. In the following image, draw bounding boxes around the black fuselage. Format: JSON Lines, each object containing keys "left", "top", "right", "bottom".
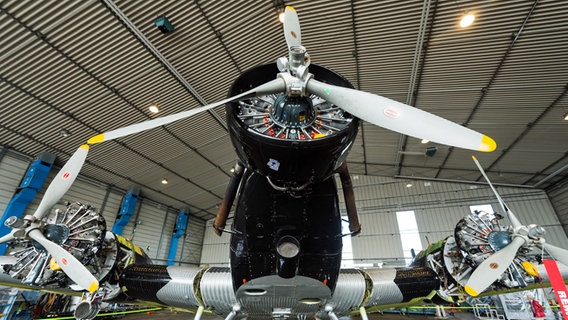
{"left": 226, "top": 63, "right": 360, "bottom": 293}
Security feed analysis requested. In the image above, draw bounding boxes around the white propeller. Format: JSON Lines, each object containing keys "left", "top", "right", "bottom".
{"left": 471, "top": 156, "right": 521, "bottom": 227}
{"left": 86, "top": 79, "right": 284, "bottom": 145}
{"left": 283, "top": 6, "right": 302, "bottom": 50}
{"left": 28, "top": 229, "right": 99, "bottom": 292}
{"left": 32, "top": 145, "right": 89, "bottom": 221}
{"left": 0, "top": 230, "right": 17, "bottom": 245}
{"left": 305, "top": 79, "right": 496, "bottom": 152}
{"left": 465, "top": 156, "right": 568, "bottom": 296}
{"left": 282, "top": 7, "right": 495, "bottom": 153}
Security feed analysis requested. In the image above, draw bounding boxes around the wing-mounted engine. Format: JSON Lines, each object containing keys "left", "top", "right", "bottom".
{"left": 2, "top": 202, "right": 149, "bottom": 301}
{"left": 412, "top": 209, "right": 541, "bottom": 298}
{"left": 451, "top": 210, "right": 537, "bottom": 289}
{"left": 4, "top": 203, "right": 105, "bottom": 288}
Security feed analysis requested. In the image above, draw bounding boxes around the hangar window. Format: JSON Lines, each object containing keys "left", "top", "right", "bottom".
{"left": 396, "top": 210, "right": 422, "bottom": 264}
{"left": 469, "top": 204, "right": 494, "bottom": 215}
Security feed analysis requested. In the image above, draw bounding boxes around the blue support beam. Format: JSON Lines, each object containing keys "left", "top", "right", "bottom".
{"left": 111, "top": 186, "right": 140, "bottom": 235}
{"left": 0, "top": 152, "right": 56, "bottom": 254}
{"left": 167, "top": 207, "right": 189, "bottom": 266}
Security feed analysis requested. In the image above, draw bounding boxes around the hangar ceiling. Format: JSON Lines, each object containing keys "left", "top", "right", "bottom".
{"left": 1, "top": 0, "right": 567, "bottom": 220}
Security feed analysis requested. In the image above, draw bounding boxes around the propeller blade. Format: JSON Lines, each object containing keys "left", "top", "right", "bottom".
{"left": 87, "top": 78, "right": 285, "bottom": 145}
{"left": 306, "top": 79, "right": 496, "bottom": 152}
{"left": 0, "top": 231, "right": 15, "bottom": 244}
{"left": 472, "top": 156, "right": 522, "bottom": 229}
{"left": 32, "top": 145, "right": 90, "bottom": 221}
{"left": 464, "top": 236, "right": 525, "bottom": 296}
{"left": 284, "top": 6, "right": 302, "bottom": 50}
{"left": 26, "top": 79, "right": 284, "bottom": 223}
{"left": 541, "top": 242, "right": 568, "bottom": 267}
{"left": 28, "top": 229, "right": 98, "bottom": 292}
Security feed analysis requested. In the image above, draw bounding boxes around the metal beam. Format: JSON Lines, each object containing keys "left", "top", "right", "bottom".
{"left": 395, "top": 0, "right": 438, "bottom": 175}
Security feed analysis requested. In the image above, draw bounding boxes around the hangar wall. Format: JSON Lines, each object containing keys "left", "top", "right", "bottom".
{"left": 344, "top": 175, "right": 568, "bottom": 267}
{"left": 200, "top": 173, "right": 568, "bottom": 267}
{"left": 0, "top": 148, "right": 204, "bottom": 266}
{"left": 548, "top": 181, "right": 568, "bottom": 236}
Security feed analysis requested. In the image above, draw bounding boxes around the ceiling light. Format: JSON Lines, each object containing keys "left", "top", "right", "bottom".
{"left": 406, "top": 183, "right": 413, "bottom": 188}
{"left": 399, "top": 146, "right": 437, "bottom": 157}
{"left": 149, "top": 104, "right": 159, "bottom": 113}
{"left": 154, "top": 15, "right": 175, "bottom": 34}
{"left": 278, "top": 11, "right": 285, "bottom": 24}
{"left": 564, "top": 112, "right": 568, "bottom": 121}
{"left": 421, "top": 139, "right": 429, "bottom": 144}
{"left": 161, "top": 178, "right": 168, "bottom": 185}
{"left": 59, "top": 129, "right": 71, "bottom": 137}
{"left": 460, "top": 12, "right": 475, "bottom": 28}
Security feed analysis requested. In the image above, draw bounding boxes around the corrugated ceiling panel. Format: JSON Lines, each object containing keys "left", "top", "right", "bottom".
{"left": 209, "top": 2, "right": 286, "bottom": 70}
{"left": 161, "top": 150, "right": 226, "bottom": 181}
{"left": 119, "top": 128, "right": 196, "bottom": 163}
{"left": 2, "top": 0, "right": 566, "bottom": 216}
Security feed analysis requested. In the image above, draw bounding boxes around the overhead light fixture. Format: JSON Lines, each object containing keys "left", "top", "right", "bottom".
{"left": 59, "top": 129, "right": 71, "bottom": 137}
{"left": 399, "top": 146, "right": 438, "bottom": 157}
{"left": 564, "top": 111, "right": 568, "bottom": 121}
{"left": 406, "top": 183, "right": 413, "bottom": 188}
{"left": 278, "top": 11, "right": 285, "bottom": 24}
{"left": 460, "top": 12, "right": 475, "bottom": 28}
{"left": 421, "top": 139, "right": 429, "bottom": 144}
{"left": 154, "top": 15, "right": 175, "bottom": 34}
{"left": 161, "top": 178, "right": 168, "bottom": 185}
{"left": 149, "top": 104, "right": 159, "bottom": 113}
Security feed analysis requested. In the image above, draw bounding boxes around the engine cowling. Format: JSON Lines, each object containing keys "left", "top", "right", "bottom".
{"left": 226, "top": 63, "right": 360, "bottom": 189}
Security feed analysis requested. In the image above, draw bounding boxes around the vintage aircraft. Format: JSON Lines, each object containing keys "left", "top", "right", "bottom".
{"left": 0, "top": 6, "right": 566, "bottom": 320}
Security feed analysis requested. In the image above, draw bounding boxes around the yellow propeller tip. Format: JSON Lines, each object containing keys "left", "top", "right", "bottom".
{"left": 88, "top": 281, "right": 99, "bottom": 293}
{"left": 479, "top": 135, "right": 496, "bottom": 152}
{"left": 285, "top": 6, "right": 296, "bottom": 12}
{"left": 87, "top": 133, "right": 105, "bottom": 145}
{"left": 464, "top": 285, "right": 479, "bottom": 297}
{"left": 80, "top": 144, "right": 90, "bottom": 150}
{"left": 472, "top": 155, "right": 478, "bottom": 161}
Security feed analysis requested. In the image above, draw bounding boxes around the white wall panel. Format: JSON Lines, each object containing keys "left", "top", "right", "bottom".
{"left": 200, "top": 219, "right": 231, "bottom": 266}
{"left": 177, "top": 215, "right": 205, "bottom": 265}
{"left": 126, "top": 202, "right": 168, "bottom": 259}
{"left": 99, "top": 191, "right": 122, "bottom": 228}
{"left": 548, "top": 181, "right": 568, "bottom": 236}
{"left": 336, "top": 175, "right": 568, "bottom": 266}
{"left": 155, "top": 208, "right": 175, "bottom": 263}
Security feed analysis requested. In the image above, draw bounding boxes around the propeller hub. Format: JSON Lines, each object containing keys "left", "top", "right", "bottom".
{"left": 270, "top": 94, "right": 316, "bottom": 130}
{"left": 288, "top": 46, "right": 308, "bottom": 76}
{"left": 527, "top": 224, "right": 545, "bottom": 239}
{"left": 487, "top": 231, "right": 511, "bottom": 252}
{"left": 44, "top": 224, "right": 70, "bottom": 245}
